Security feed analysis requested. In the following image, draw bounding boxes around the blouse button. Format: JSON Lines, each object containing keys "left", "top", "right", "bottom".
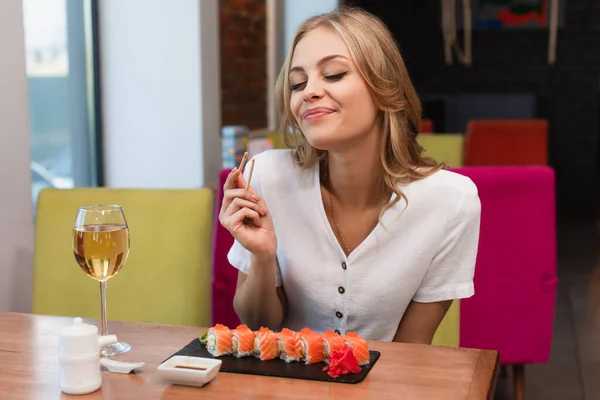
{"left": 338, "top": 286, "right": 345, "bottom": 294}
{"left": 336, "top": 311, "right": 343, "bottom": 318}
{"left": 335, "top": 329, "right": 341, "bottom": 335}
{"left": 342, "top": 262, "right": 347, "bottom": 270}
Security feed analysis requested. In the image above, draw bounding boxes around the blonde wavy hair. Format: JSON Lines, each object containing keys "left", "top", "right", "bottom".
{"left": 275, "top": 7, "right": 443, "bottom": 215}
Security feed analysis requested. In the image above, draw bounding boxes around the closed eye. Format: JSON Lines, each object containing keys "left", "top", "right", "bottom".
{"left": 289, "top": 72, "right": 348, "bottom": 91}
{"left": 325, "top": 71, "right": 348, "bottom": 81}
{"left": 290, "top": 81, "right": 306, "bottom": 91}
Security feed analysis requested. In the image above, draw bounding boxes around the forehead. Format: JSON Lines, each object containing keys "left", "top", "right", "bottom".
{"left": 291, "top": 26, "right": 352, "bottom": 69}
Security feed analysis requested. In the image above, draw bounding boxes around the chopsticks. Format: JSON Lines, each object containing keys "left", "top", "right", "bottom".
{"left": 237, "top": 151, "right": 255, "bottom": 190}
{"left": 174, "top": 365, "right": 208, "bottom": 371}
{"left": 238, "top": 151, "right": 248, "bottom": 172}
{"left": 246, "top": 159, "right": 256, "bottom": 189}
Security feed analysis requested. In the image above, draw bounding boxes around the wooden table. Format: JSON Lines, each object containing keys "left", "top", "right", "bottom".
{"left": 0, "top": 312, "right": 499, "bottom": 399}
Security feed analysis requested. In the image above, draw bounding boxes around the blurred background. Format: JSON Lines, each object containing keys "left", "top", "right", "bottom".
{"left": 1, "top": 0, "right": 599, "bottom": 399}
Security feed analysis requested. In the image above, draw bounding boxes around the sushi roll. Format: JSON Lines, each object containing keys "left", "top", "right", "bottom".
{"left": 276, "top": 328, "right": 303, "bottom": 363}
{"left": 343, "top": 332, "right": 370, "bottom": 366}
{"left": 298, "top": 328, "right": 325, "bottom": 364}
{"left": 206, "top": 324, "right": 233, "bottom": 357}
{"left": 322, "top": 330, "right": 349, "bottom": 364}
{"left": 232, "top": 324, "right": 256, "bottom": 358}
{"left": 253, "top": 327, "right": 279, "bottom": 361}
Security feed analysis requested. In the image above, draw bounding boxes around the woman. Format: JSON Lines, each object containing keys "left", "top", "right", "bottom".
{"left": 219, "top": 7, "right": 481, "bottom": 344}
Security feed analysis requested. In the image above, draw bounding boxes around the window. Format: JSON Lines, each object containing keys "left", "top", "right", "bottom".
{"left": 22, "top": 0, "right": 101, "bottom": 214}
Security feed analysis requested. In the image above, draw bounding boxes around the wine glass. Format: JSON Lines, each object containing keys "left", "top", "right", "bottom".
{"left": 72, "top": 204, "right": 131, "bottom": 357}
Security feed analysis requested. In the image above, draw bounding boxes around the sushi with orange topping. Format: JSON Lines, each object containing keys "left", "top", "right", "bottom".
{"left": 205, "top": 323, "right": 233, "bottom": 357}
{"left": 321, "top": 330, "right": 348, "bottom": 364}
{"left": 200, "top": 324, "right": 369, "bottom": 370}
{"left": 343, "top": 332, "right": 370, "bottom": 365}
{"left": 232, "top": 324, "right": 256, "bottom": 358}
{"left": 276, "top": 328, "right": 303, "bottom": 363}
{"left": 254, "top": 327, "right": 279, "bottom": 361}
{"left": 298, "top": 328, "right": 325, "bottom": 364}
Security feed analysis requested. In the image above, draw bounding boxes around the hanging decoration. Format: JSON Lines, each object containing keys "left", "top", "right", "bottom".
{"left": 442, "top": 0, "right": 472, "bottom": 66}
{"left": 548, "top": 0, "right": 559, "bottom": 65}
{"left": 442, "top": 0, "right": 560, "bottom": 66}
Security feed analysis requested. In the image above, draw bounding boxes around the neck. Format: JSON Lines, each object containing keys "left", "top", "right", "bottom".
{"left": 323, "top": 127, "right": 389, "bottom": 209}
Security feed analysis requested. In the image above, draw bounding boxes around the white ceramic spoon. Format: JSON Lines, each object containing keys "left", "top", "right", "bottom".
{"left": 100, "top": 358, "right": 145, "bottom": 374}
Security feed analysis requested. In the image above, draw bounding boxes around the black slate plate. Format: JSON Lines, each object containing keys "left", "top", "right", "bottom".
{"left": 164, "top": 338, "right": 380, "bottom": 384}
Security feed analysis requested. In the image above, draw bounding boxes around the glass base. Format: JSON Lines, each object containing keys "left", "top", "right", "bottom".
{"left": 101, "top": 341, "right": 131, "bottom": 357}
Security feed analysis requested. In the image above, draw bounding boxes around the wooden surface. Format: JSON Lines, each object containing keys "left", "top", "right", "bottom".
{"left": 0, "top": 312, "right": 499, "bottom": 399}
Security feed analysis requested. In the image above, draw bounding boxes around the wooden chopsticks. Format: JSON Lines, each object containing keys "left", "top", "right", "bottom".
{"left": 246, "top": 159, "right": 256, "bottom": 189}
{"left": 237, "top": 151, "right": 255, "bottom": 190}
{"left": 174, "top": 365, "right": 208, "bottom": 371}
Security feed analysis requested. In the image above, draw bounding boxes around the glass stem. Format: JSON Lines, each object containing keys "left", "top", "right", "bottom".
{"left": 99, "top": 280, "right": 108, "bottom": 335}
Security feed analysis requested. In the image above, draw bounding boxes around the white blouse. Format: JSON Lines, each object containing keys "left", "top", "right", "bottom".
{"left": 228, "top": 149, "right": 481, "bottom": 341}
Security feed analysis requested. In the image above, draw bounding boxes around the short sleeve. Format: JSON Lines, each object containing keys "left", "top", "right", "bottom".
{"left": 226, "top": 154, "right": 283, "bottom": 287}
{"left": 413, "top": 184, "right": 481, "bottom": 303}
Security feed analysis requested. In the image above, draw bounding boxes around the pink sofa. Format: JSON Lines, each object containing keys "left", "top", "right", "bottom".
{"left": 451, "top": 166, "right": 557, "bottom": 398}
{"left": 211, "top": 168, "right": 241, "bottom": 328}
{"left": 451, "top": 166, "right": 557, "bottom": 364}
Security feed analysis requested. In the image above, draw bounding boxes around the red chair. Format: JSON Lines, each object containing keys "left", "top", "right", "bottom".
{"left": 464, "top": 119, "right": 548, "bottom": 166}
{"left": 421, "top": 118, "right": 434, "bottom": 133}
{"left": 451, "top": 166, "right": 557, "bottom": 399}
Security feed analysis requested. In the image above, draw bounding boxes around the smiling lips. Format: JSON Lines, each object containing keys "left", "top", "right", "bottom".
{"left": 302, "top": 107, "right": 335, "bottom": 121}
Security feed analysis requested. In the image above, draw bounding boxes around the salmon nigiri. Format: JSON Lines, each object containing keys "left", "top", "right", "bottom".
{"left": 276, "top": 328, "right": 303, "bottom": 363}
{"left": 322, "top": 330, "right": 349, "bottom": 364}
{"left": 343, "top": 332, "right": 370, "bottom": 365}
{"left": 254, "top": 327, "right": 279, "bottom": 361}
{"left": 232, "top": 324, "right": 256, "bottom": 358}
{"left": 299, "top": 328, "right": 325, "bottom": 364}
{"left": 206, "top": 324, "right": 233, "bottom": 357}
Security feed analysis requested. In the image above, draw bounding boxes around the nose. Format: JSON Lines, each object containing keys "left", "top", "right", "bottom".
{"left": 302, "top": 78, "right": 324, "bottom": 102}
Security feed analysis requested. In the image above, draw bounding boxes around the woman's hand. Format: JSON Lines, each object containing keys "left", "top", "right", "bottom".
{"left": 219, "top": 167, "right": 277, "bottom": 257}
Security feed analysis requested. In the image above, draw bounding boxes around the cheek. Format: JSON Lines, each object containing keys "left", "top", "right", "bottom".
{"left": 290, "top": 93, "right": 302, "bottom": 121}
{"left": 337, "top": 85, "right": 378, "bottom": 125}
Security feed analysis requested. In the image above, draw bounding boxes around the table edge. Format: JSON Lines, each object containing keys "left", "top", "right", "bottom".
{"left": 467, "top": 350, "right": 500, "bottom": 400}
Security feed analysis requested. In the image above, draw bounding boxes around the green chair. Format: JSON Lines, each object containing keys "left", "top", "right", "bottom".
{"left": 32, "top": 188, "right": 214, "bottom": 327}
{"left": 417, "top": 133, "right": 464, "bottom": 347}
{"left": 432, "top": 300, "right": 460, "bottom": 347}
{"left": 417, "top": 134, "right": 465, "bottom": 167}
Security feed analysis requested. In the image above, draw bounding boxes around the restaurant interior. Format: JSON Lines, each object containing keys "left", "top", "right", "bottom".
{"left": 1, "top": 0, "right": 599, "bottom": 399}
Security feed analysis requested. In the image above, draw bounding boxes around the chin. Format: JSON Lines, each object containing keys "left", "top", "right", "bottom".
{"left": 303, "top": 130, "right": 338, "bottom": 151}
{"left": 305, "top": 138, "right": 332, "bottom": 151}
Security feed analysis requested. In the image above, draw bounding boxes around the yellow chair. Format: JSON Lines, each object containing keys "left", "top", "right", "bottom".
{"left": 417, "top": 133, "right": 463, "bottom": 347}
{"left": 431, "top": 300, "right": 460, "bottom": 347}
{"left": 32, "top": 188, "right": 214, "bottom": 327}
{"left": 417, "top": 133, "right": 465, "bottom": 167}
{"left": 266, "top": 131, "right": 286, "bottom": 150}
{"left": 252, "top": 129, "right": 302, "bottom": 150}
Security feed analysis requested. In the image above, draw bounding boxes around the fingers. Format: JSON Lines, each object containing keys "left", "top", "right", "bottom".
{"left": 220, "top": 164, "right": 269, "bottom": 231}
{"left": 220, "top": 168, "right": 255, "bottom": 218}
{"left": 220, "top": 192, "right": 267, "bottom": 228}
{"left": 228, "top": 207, "right": 262, "bottom": 229}
{"left": 235, "top": 169, "right": 248, "bottom": 189}
{"left": 223, "top": 188, "right": 261, "bottom": 205}
{"left": 223, "top": 167, "right": 241, "bottom": 191}
{"left": 223, "top": 164, "right": 249, "bottom": 191}
{"left": 225, "top": 197, "right": 267, "bottom": 219}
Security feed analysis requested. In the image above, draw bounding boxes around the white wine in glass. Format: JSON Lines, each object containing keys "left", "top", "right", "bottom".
{"left": 72, "top": 204, "right": 131, "bottom": 357}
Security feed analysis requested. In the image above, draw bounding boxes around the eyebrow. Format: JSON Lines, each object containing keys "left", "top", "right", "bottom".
{"left": 289, "top": 54, "right": 349, "bottom": 74}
